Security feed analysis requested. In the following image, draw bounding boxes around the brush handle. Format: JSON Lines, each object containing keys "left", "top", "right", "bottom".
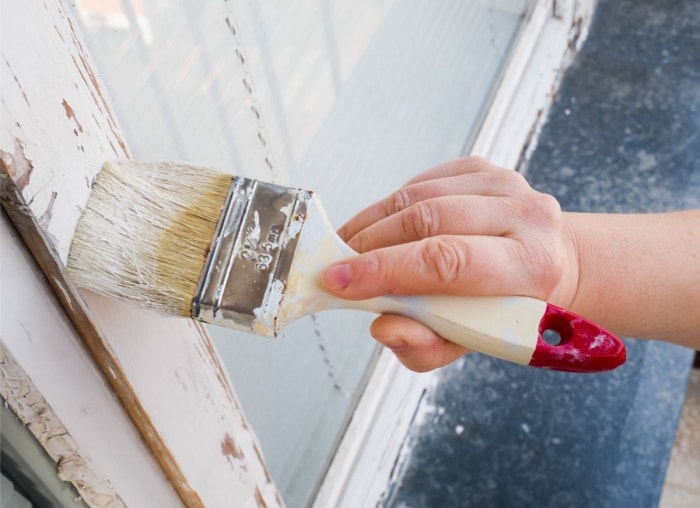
{"left": 350, "top": 294, "right": 625, "bottom": 372}
{"left": 273, "top": 194, "right": 625, "bottom": 372}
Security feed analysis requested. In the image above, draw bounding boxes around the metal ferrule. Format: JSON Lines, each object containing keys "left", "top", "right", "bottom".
{"left": 192, "top": 176, "right": 311, "bottom": 336}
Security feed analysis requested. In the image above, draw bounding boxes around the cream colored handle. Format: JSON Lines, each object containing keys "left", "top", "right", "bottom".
{"left": 348, "top": 294, "right": 626, "bottom": 372}
{"left": 351, "top": 294, "right": 544, "bottom": 365}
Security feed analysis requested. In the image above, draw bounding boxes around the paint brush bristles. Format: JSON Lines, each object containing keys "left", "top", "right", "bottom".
{"left": 66, "top": 160, "right": 232, "bottom": 316}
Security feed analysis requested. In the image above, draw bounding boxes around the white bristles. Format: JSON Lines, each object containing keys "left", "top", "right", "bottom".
{"left": 66, "top": 160, "right": 232, "bottom": 317}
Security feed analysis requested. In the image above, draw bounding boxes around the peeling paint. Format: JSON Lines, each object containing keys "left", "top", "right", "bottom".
{"left": 0, "top": 343, "right": 126, "bottom": 507}
{"left": 254, "top": 445, "right": 273, "bottom": 483}
{"left": 198, "top": 328, "right": 242, "bottom": 410}
{"left": 1, "top": 0, "right": 282, "bottom": 504}
{"left": 62, "top": 98, "right": 84, "bottom": 135}
{"left": 0, "top": 138, "right": 34, "bottom": 191}
{"left": 222, "top": 433, "right": 244, "bottom": 461}
{"left": 255, "top": 487, "right": 267, "bottom": 508}
{"left": 68, "top": 53, "right": 128, "bottom": 157}
{"left": 77, "top": 52, "right": 128, "bottom": 155}
{"left": 4, "top": 58, "right": 31, "bottom": 107}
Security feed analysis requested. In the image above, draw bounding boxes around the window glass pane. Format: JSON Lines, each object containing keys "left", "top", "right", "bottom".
{"left": 1, "top": 474, "right": 32, "bottom": 508}
{"left": 71, "top": 1, "right": 530, "bottom": 505}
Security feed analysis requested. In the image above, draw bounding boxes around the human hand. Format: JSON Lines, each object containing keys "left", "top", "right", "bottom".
{"left": 322, "top": 156, "right": 580, "bottom": 372}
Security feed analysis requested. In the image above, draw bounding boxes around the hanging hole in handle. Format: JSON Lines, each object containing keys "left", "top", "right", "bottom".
{"left": 542, "top": 329, "right": 562, "bottom": 345}
{"left": 539, "top": 312, "right": 574, "bottom": 346}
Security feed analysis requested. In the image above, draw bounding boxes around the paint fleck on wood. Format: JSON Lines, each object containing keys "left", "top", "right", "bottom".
{"left": 255, "top": 487, "right": 268, "bottom": 508}
{"left": 222, "top": 433, "right": 245, "bottom": 461}
{"left": 4, "top": 58, "right": 31, "bottom": 107}
{"left": 253, "top": 444, "right": 273, "bottom": 483}
{"left": 62, "top": 99, "right": 84, "bottom": 135}
{"left": 0, "top": 138, "right": 33, "bottom": 192}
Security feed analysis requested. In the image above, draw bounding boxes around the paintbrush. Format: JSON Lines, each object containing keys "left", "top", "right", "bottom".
{"left": 66, "top": 160, "right": 625, "bottom": 372}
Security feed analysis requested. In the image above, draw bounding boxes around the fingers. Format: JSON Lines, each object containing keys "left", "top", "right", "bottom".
{"left": 370, "top": 314, "right": 469, "bottom": 372}
{"left": 338, "top": 163, "right": 526, "bottom": 245}
{"left": 322, "top": 156, "right": 571, "bottom": 371}
{"left": 345, "top": 194, "right": 512, "bottom": 253}
{"left": 322, "top": 235, "right": 531, "bottom": 299}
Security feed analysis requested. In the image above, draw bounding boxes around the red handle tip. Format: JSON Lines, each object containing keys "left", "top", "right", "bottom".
{"left": 528, "top": 304, "right": 626, "bottom": 373}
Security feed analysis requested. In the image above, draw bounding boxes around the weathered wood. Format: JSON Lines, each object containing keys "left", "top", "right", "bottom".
{"left": 1, "top": 152, "right": 202, "bottom": 505}
{"left": 0, "top": 344, "right": 127, "bottom": 506}
{"left": 1, "top": 1, "right": 280, "bottom": 506}
{"left": 1, "top": 211, "right": 182, "bottom": 506}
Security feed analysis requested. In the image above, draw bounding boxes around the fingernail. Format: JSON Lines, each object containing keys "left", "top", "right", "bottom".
{"left": 322, "top": 263, "right": 352, "bottom": 290}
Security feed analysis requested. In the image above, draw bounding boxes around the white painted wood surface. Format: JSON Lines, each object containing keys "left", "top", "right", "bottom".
{"left": 1, "top": 1, "right": 280, "bottom": 506}
{"left": 472, "top": 0, "right": 597, "bottom": 168}
{"left": 1, "top": 215, "right": 178, "bottom": 506}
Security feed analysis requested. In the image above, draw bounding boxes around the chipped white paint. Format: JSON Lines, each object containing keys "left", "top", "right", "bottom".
{"left": 1, "top": 1, "right": 280, "bottom": 506}
{"left": 1, "top": 345, "right": 125, "bottom": 507}
{"left": 82, "top": 293, "right": 281, "bottom": 506}
{"left": 1, "top": 215, "right": 175, "bottom": 506}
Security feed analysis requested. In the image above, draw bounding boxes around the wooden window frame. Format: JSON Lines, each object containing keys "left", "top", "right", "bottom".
{"left": 1, "top": 0, "right": 595, "bottom": 506}
{"left": 1, "top": 1, "right": 279, "bottom": 506}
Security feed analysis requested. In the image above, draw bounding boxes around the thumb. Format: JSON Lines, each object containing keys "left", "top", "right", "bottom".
{"left": 321, "top": 236, "right": 517, "bottom": 299}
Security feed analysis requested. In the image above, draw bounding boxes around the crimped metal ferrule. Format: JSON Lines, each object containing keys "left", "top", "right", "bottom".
{"left": 192, "top": 176, "right": 310, "bottom": 336}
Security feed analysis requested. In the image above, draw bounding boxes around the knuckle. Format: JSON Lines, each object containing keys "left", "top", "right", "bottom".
{"left": 409, "top": 361, "right": 435, "bottom": 373}
{"left": 420, "top": 238, "right": 467, "bottom": 285}
{"left": 479, "top": 168, "right": 529, "bottom": 197}
{"left": 402, "top": 201, "right": 439, "bottom": 239}
{"left": 525, "top": 191, "right": 563, "bottom": 230}
{"left": 357, "top": 250, "right": 385, "bottom": 289}
{"left": 462, "top": 155, "right": 489, "bottom": 168}
{"left": 497, "top": 168, "right": 528, "bottom": 188}
{"left": 386, "top": 188, "right": 413, "bottom": 215}
{"left": 537, "top": 193, "right": 563, "bottom": 223}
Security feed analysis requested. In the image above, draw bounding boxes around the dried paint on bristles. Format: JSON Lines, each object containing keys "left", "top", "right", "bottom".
{"left": 66, "top": 160, "right": 232, "bottom": 316}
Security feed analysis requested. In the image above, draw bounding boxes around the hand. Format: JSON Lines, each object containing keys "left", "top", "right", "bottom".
{"left": 322, "top": 156, "right": 579, "bottom": 372}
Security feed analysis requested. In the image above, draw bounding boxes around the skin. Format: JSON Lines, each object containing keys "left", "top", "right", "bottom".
{"left": 321, "top": 156, "right": 700, "bottom": 372}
